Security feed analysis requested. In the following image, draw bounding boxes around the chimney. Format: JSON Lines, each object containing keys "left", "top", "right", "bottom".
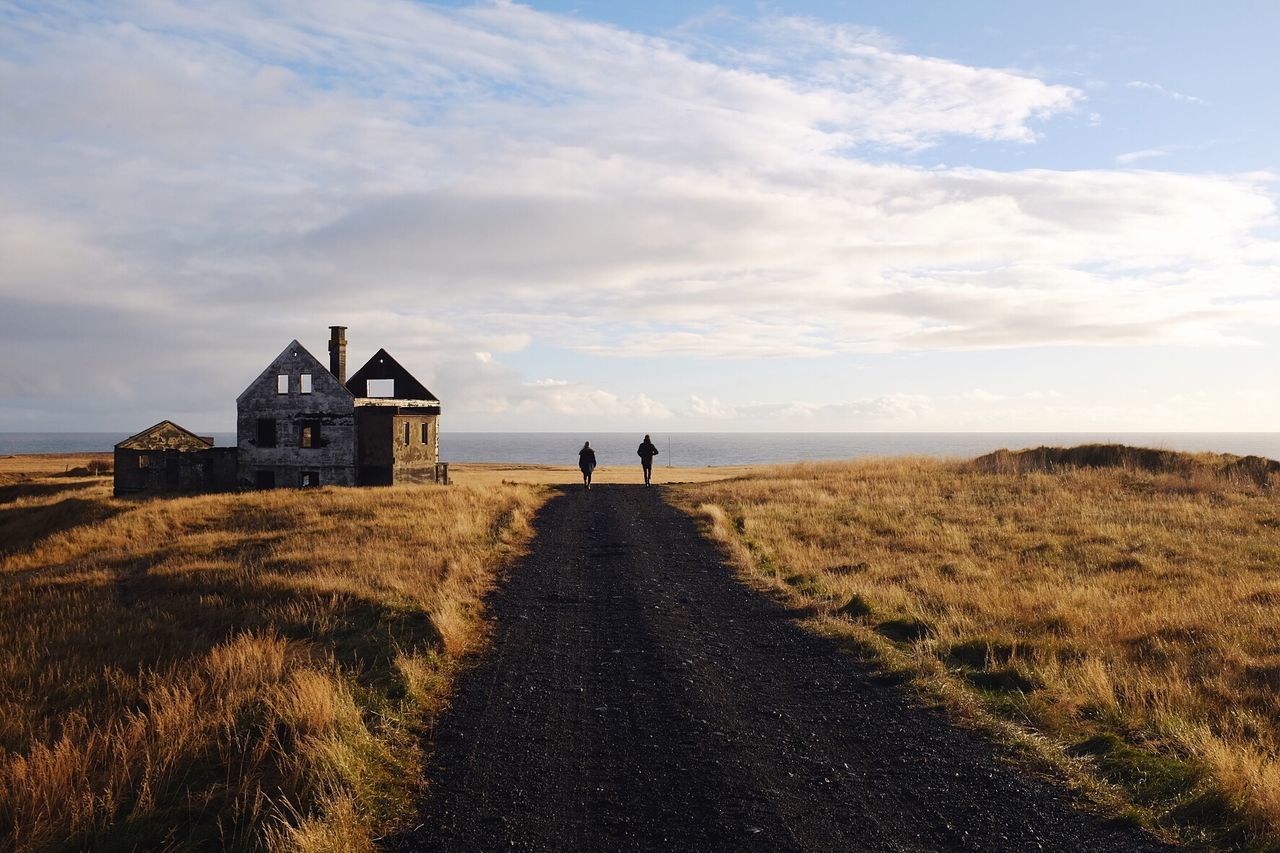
{"left": 328, "top": 326, "right": 347, "bottom": 384}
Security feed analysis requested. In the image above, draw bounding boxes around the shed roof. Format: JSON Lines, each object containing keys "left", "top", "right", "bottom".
{"left": 116, "top": 420, "right": 214, "bottom": 452}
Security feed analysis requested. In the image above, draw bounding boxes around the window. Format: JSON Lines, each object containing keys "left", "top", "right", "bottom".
{"left": 367, "top": 378, "right": 394, "bottom": 397}
{"left": 420, "top": 422, "right": 428, "bottom": 444}
{"left": 301, "top": 471, "right": 319, "bottom": 488}
{"left": 300, "top": 373, "right": 312, "bottom": 394}
{"left": 255, "top": 470, "right": 276, "bottom": 489}
{"left": 277, "top": 374, "right": 289, "bottom": 394}
{"left": 138, "top": 455, "right": 150, "bottom": 469}
{"left": 300, "top": 421, "right": 321, "bottom": 449}
{"left": 256, "top": 418, "right": 277, "bottom": 447}
{"left": 404, "top": 421, "right": 411, "bottom": 445}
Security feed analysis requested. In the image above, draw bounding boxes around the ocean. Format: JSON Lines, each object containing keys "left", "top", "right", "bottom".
{"left": 4, "top": 432, "right": 1280, "bottom": 468}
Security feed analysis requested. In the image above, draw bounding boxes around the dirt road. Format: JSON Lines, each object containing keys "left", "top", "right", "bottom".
{"left": 391, "top": 486, "right": 1167, "bottom": 852}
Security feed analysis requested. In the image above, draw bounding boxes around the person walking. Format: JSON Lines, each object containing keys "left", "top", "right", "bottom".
{"left": 637, "top": 434, "right": 659, "bottom": 486}
{"left": 578, "top": 440, "right": 597, "bottom": 491}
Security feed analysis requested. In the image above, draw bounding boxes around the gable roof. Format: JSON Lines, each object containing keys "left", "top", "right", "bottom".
{"left": 346, "top": 348, "right": 439, "bottom": 401}
{"left": 116, "top": 420, "right": 213, "bottom": 452}
{"left": 236, "top": 339, "right": 353, "bottom": 404}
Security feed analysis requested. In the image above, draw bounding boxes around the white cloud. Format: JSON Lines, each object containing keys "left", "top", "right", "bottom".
{"left": 1115, "top": 146, "right": 1180, "bottom": 165}
{"left": 0, "top": 2, "right": 1276, "bottom": 430}
{"left": 1126, "top": 80, "right": 1205, "bottom": 104}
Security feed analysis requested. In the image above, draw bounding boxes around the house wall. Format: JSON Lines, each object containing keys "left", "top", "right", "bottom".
{"left": 354, "top": 406, "right": 440, "bottom": 485}
{"left": 113, "top": 448, "right": 238, "bottom": 496}
{"left": 356, "top": 407, "right": 395, "bottom": 485}
{"left": 391, "top": 412, "right": 440, "bottom": 484}
{"left": 237, "top": 346, "right": 356, "bottom": 488}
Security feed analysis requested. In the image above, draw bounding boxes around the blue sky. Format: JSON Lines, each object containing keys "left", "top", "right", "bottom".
{"left": 1, "top": 1, "right": 1277, "bottom": 431}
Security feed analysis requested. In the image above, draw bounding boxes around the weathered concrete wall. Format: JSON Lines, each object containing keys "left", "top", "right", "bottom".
{"left": 354, "top": 404, "right": 440, "bottom": 485}
{"left": 113, "top": 447, "right": 237, "bottom": 496}
{"left": 356, "top": 406, "right": 395, "bottom": 485}
{"left": 391, "top": 412, "right": 440, "bottom": 484}
{"left": 237, "top": 341, "right": 356, "bottom": 488}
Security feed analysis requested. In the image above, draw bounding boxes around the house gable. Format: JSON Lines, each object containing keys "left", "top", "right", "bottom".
{"left": 116, "top": 420, "right": 213, "bottom": 452}
{"left": 236, "top": 340, "right": 353, "bottom": 403}
{"left": 346, "top": 348, "right": 438, "bottom": 402}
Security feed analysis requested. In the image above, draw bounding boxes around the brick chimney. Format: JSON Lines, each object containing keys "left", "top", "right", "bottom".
{"left": 328, "top": 326, "right": 347, "bottom": 383}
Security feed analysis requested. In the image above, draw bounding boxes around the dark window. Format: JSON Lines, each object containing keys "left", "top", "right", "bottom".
{"left": 257, "top": 418, "right": 277, "bottom": 447}
{"left": 420, "top": 422, "right": 428, "bottom": 444}
{"left": 404, "top": 422, "right": 411, "bottom": 445}
{"left": 255, "top": 470, "right": 276, "bottom": 489}
{"left": 300, "top": 421, "right": 321, "bottom": 449}
{"left": 301, "top": 471, "right": 319, "bottom": 488}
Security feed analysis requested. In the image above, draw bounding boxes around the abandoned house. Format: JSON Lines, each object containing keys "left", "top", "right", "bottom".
{"left": 113, "top": 420, "right": 238, "bottom": 497}
{"left": 114, "top": 326, "right": 443, "bottom": 496}
{"left": 236, "top": 326, "right": 442, "bottom": 489}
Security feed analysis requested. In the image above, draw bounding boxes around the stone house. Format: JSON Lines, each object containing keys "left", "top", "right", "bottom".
{"left": 113, "top": 420, "right": 237, "bottom": 496}
{"left": 236, "top": 326, "right": 442, "bottom": 489}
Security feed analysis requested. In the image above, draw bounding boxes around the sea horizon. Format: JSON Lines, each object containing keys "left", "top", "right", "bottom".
{"left": 6, "top": 430, "right": 1280, "bottom": 468}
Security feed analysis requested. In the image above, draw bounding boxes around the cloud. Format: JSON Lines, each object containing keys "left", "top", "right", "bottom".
{"left": 1115, "top": 146, "right": 1181, "bottom": 165}
{"left": 1126, "top": 80, "right": 1205, "bottom": 104}
{"left": 0, "top": 2, "right": 1276, "bottom": 430}
{"left": 683, "top": 393, "right": 933, "bottom": 427}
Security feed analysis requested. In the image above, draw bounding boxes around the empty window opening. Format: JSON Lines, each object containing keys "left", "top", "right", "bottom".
{"left": 404, "top": 421, "right": 411, "bottom": 446}
{"left": 367, "top": 378, "right": 395, "bottom": 397}
{"left": 138, "top": 455, "right": 151, "bottom": 469}
{"left": 257, "top": 418, "right": 278, "bottom": 447}
{"left": 420, "top": 422, "right": 429, "bottom": 444}
{"left": 301, "top": 471, "right": 319, "bottom": 488}
{"left": 300, "top": 373, "right": 312, "bottom": 394}
{"left": 300, "top": 421, "right": 321, "bottom": 449}
{"left": 255, "top": 470, "right": 276, "bottom": 489}
{"left": 277, "top": 374, "right": 289, "bottom": 394}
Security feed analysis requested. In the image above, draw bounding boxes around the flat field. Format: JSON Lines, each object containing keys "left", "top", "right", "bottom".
{"left": 447, "top": 461, "right": 757, "bottom": 487}
{"left": 674, "top": 456, "right": 1280, "bottom": 848}
{"left": 0, "top": 458, "right": 546, "bottom": 851}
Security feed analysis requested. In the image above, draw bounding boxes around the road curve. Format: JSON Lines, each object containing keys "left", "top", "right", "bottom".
{"left": 389, "top": 485, "right": 1168, "bottom": 852}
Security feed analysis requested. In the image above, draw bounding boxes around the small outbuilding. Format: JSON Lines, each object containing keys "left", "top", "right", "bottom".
{"left": 113, "top": 420, "right": 238, "bottom": 497}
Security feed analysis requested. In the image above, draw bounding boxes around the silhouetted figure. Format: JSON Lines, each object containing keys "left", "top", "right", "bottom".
{"left": 579, "top": 441, "right": 597, "bottom": 491}
{"left": 637, "top": 434, "right": 659, "bottom": 486}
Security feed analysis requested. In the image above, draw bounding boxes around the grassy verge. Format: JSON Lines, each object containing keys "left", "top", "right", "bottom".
{"left": 0, "top": 471, "right": 547, "bottom": 851}
{"left": 671, "top": 452, "right": 1280, "bottom": 849}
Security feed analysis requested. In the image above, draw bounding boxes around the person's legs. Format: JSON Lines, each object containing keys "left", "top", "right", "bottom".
{"left": 642, "top": 462, "right": 651, "bottom": 485}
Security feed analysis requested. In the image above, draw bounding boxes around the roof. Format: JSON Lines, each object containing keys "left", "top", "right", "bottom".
{"left": 235, "top": 339, "right": 353, "bottom": 404}
{"left": 116, "top": 420, "right": 214, "bottom": 452}
{"left": 346, "top": 348, "right": 439, "bottom": 402}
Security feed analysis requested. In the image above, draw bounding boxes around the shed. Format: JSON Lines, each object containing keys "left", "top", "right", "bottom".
{"left": 113, "top": 420, "right": 237, "bottom": 497}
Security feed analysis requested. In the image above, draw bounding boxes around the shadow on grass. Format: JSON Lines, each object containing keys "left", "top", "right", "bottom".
{"left": 0, "top": 495, "right": 124, "bottom": 557}
{"left": 0, "top": 478, "right": 101, "bottom": 505}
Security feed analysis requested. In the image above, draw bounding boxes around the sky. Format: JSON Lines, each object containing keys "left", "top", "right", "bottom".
{"left": 1, "top": 0, "right": 1277, "bottom": 433}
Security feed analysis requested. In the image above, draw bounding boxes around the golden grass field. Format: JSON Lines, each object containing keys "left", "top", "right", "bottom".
{"left": 447, "top": 461, "right": 759, "bottom": 488}
{"left": 0, "top": 456, "right": 547, "bottom": 851}
{"left": 674, "top": 454, "right": 1280, "bottom": 849}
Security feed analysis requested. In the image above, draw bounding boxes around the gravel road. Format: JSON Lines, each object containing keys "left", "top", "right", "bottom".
{"left": 390, "top": 485, "right": 1169, "bottom": 852}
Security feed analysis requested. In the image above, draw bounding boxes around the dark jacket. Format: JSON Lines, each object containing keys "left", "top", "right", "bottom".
{"left": 579, "top": 447, "right": 597, "bottom": 472}
{"left": 637, "top": 440, "right": 659, "bottom": 463}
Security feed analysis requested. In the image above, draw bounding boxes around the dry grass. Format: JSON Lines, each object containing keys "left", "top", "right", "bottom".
{"left": 674, "top": 452, "right": 1280, "bottom": 849}
{"left": 447, "top": 462, "right": 758, "bottom": 488}
{"left": 0, "top": 466, "right": 546, "bottom": 851}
